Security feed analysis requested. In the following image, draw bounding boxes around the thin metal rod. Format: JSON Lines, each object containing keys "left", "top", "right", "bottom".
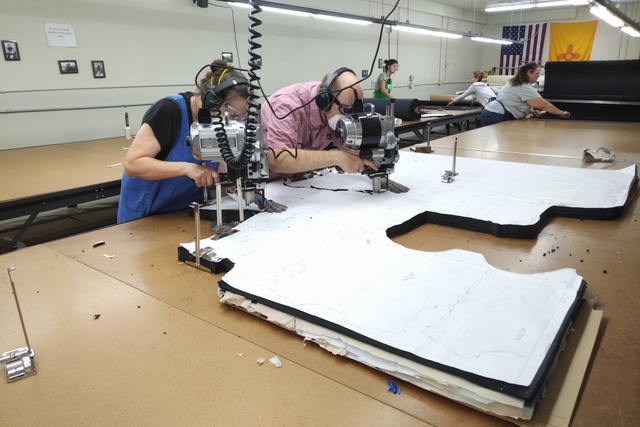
{"left": 236, "top": 177, "right": 244, "bottom": 222}
{"left": 452, "top": 137, "right": 458, "bottom": 175}
{"left": 7, "top": 267, "right": 32, "bottom": 353}
{"left": 1, "top": 103, "right": 153, "bottom": 115}
{"left": 201, "top": 163, "right": 209, "bottom": 203}
{"left": 2, "top": 83, "right": 191, "bottom": 95}
{"left": 215, "top": 183, "right": 223, "bottom": 230}
{"left": 192, "top": 203, "right": 202, "bottom": 266}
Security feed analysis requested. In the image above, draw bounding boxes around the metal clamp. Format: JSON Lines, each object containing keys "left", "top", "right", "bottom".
{"left": 184, "top": 202, "right": 215, "bottom": 272}
{"left": 582, "top": 147, "right": 616, "bottom": 163}
{"left": 1, "top": 347, "right": 36, "bottom": 382}
{"left": 442, "top": 137, "right": 459, "bottom": 183}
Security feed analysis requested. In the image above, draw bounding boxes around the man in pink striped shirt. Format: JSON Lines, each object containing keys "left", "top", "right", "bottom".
{"left": 261, "top": 68, "right": 377, "bottom": 181}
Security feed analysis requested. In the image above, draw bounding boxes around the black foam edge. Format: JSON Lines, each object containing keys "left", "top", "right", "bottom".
{"left": 218, "top": 277, "right": 586, "bottom": 403}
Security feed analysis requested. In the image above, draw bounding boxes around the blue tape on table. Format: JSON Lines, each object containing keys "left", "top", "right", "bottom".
{"left": 387, "top": 381, "right": 401, "bottom": 394}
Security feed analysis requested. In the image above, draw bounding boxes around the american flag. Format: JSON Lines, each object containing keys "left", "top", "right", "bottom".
{"left": 500, "top": 23, "right": 547, "bottom": 75}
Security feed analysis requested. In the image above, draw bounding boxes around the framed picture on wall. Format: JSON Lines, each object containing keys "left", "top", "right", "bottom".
{"left": 2, "top": 40, "right": 20, "bottom": 61}
{"left": 92, "top": 60, "right": 105, "bottom": 78}
{"left": 58, "top": 60, "right": 78, "bottom": 74}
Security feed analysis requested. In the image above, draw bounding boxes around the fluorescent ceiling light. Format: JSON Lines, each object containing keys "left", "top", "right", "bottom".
{"left": 228, "top": 2, "right": 369, "bottom": 24}
{"left": 394, "top": 26, "right": 432, "bottom": 35}
{"left": 427, "top": 30, "right": 463, "bottom": 39}
{"left": 485, "top": 3, "right": 535, "bottom": 12}
{"left": 536, "top": 0, "right": 588, "bottom": 7}
{"left": 313, "top": 14, "right": 372, "bottom": 25}
{"left": 485, "top": 0, "right": 588, "bottom": 12}
{"left": 590, "top": 4, "right": 623, "bottom": 27}
{"left": 621, "top": 26, "right": 640, "bottom": 37}
{"left": 263, "top": 6, "right": 311, "bottom": 17}
{"left": 228, "top": 2, "right": 311, "bottom": 16}
{"left": 471, "top": 36, "right": 513, "bottom": 45}
{"left": 395, "top": 25, "right": 463, "bottom": 39}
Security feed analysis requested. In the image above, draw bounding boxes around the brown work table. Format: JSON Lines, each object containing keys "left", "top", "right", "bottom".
{"left": 0, "top": 137, "right": 127, "bottom": 202}
{"left": 395, "top": 107, "right": 482, "bottom": 145}
{"left": 422, "top": 119, "right": 640, "bottom": 164}
{"left": 1, "top": 215, "right": 497, "bottom": 427}
{"left": 1, "top": 120, "right": 639, "bottom": 426}
{"left": 0, "top": 137, "right": 128, "bottom": 252}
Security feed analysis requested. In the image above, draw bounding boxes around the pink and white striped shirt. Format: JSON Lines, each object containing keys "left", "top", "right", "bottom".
{"left": 261, "top": 81, "right": 344, "bottom": 179}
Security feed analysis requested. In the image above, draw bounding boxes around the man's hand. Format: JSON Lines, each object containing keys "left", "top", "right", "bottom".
{"left": 339, "top": 150, "right": 378, "bottom": 174}
{"left": 385, "top": 179, "right": 409, "bottom": 193}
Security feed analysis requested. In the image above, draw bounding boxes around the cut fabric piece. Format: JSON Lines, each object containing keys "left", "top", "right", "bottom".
{"left": 217, "top": 246, "right": 585, "bottom": 402}
{"left": 179, "top": 153, "right": 636, "bottom": 419}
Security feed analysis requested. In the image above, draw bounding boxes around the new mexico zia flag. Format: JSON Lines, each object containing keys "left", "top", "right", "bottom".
{"left": 548, "top": 21, "right": 597, "bottom": 62}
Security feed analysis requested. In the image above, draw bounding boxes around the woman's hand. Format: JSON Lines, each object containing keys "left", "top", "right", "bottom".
{"left": 184, "top": 163, "right": 220, "bottom": 187}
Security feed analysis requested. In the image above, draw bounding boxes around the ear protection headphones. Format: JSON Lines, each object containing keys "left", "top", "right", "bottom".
{"left": 201, "top": 75, "right": 250, "bottom": 110}
{"left": 315, "top": 67, "right": 356, "bottom": 112}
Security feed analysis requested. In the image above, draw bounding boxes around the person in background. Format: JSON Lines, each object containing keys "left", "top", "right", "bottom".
{"left": 480, "top": 62, "right": 570, "bottom": 127}
{"left": 117, "top": 59, "right": 249, "bottom": 223}
{"left": 373, "top": 59, "right": 398, "bottom": 99}
{"left": 447, "top": 70, "right": 495, "bottom": 107}
{"left": 260, "top": 67, "right": 408, "bottom": 193}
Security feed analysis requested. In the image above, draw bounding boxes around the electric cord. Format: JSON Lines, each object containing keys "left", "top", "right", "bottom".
{"left": 226, "top": 0, "right": 261, "bottom": 170}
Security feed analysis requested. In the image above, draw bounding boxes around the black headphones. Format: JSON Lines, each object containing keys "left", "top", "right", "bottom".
{"left": 315, "top": 67, "right": 356, "bottom": 112}
{"left": 201, "top": 77, "right": 250, "bottom": 110}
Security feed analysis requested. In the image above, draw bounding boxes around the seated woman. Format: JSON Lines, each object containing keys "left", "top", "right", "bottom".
{"left": 448, "top": 70, "right": 495, "bottom": 107}
{"left": 480, "top": 62, "right": 570, "bottom": 127}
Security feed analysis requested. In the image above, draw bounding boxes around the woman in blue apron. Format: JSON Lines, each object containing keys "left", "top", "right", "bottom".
{"left": 117, "top": 59, "right": 249, "bottom": 223}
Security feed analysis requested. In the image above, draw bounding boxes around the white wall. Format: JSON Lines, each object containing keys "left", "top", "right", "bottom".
{"left": 0, "top": 0, "right": 226, "bottom": 149}
{"left": 0, "top": 0, "right": 638, "bottom": 150}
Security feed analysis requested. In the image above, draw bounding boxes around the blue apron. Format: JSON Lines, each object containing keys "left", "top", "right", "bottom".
{"left": 117, "top": 94, "right": 217, "bottom": 223}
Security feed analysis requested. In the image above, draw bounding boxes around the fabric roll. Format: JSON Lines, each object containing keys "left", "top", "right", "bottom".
{"left": 363, "top": 98, "right": 420, "bottom": 121}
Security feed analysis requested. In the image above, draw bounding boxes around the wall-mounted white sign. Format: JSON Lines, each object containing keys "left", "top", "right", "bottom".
{"left": 44, "top": 23, "right": 77, "bottom": 48}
